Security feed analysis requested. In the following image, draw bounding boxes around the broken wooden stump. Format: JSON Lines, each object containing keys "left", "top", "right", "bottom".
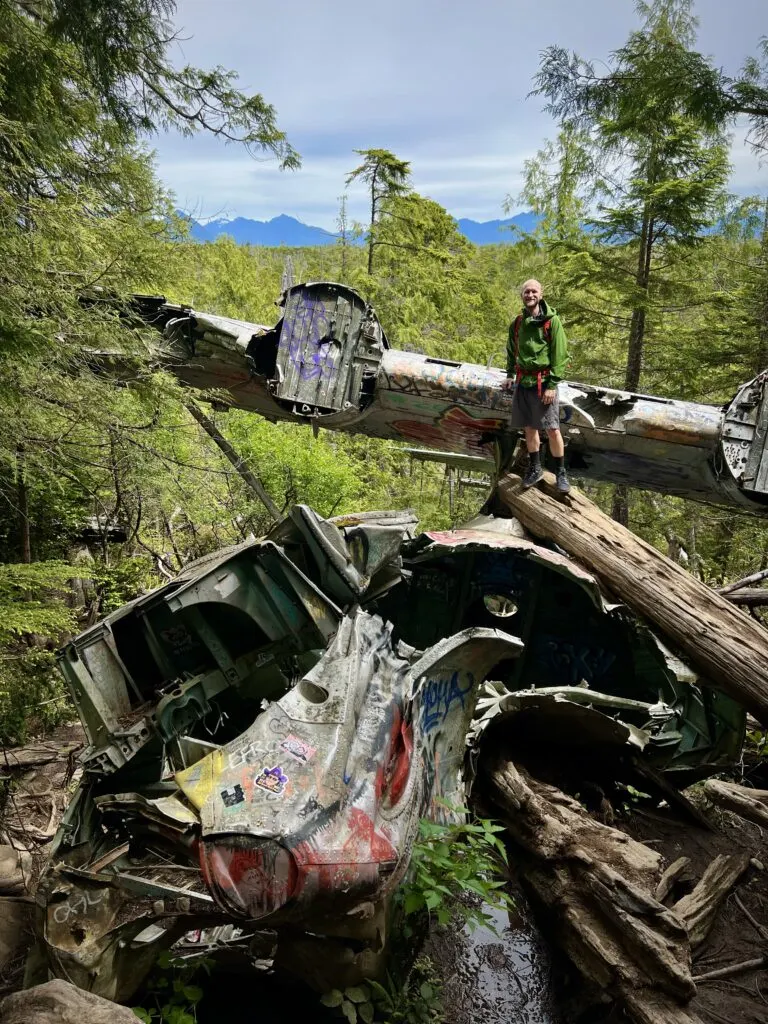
{"left": 655, "top": 857, "right": 691, "bottom": 904}
{"left": 497, "top": 472, "right": 768, "bottom": 724}
{"left": 672, "top": 853, "right": 751, "bottom": 947}
{"left": 485, "top": 757, "right": 702, "bottom": 1024}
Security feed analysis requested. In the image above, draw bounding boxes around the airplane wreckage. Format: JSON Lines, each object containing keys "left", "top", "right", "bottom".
{"left": 121, "top": 280, "right": 768, "bottom": 514}
{"left": 28, "top": 283, "right": 768, "bottom": 1022}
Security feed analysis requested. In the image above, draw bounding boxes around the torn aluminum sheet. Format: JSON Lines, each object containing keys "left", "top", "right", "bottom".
{"left": 388, "top": 526, "right": 745, "bottom": 777}
{"left": 33, "top": 505, "right": 745, "bottom": 1002}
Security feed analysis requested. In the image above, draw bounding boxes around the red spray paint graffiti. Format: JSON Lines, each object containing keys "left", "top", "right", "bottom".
{"left": 393, "top": 406, "right": 504, "bottom": 454}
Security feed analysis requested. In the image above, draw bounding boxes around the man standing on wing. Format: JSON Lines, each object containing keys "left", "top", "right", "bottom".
{"left": 501, "top": 279, "right": 571, "bottom": 494}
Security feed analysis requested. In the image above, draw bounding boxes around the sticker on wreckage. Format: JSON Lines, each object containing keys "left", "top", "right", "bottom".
{"left": 255, "top": 765, "right": 288, "bottom": 795}
{"left": 280, "top": 734, "right": 316, "bottom": 764}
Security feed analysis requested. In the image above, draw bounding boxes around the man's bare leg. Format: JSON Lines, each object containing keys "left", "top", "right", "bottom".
{"left": 547, "top": 428, "right": 564, "bottom": 458}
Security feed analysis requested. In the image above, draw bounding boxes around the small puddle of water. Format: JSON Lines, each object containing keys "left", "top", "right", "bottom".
{"left": 427, "top": 898, "right": 564, "bottom": 1024}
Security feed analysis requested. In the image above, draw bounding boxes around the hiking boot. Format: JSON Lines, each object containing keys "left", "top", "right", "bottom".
{"left": 556, "top": 466, "right": 571, "bottom": 494}
{"left": 522, "top": 462, "right": 544, "bottom": 489}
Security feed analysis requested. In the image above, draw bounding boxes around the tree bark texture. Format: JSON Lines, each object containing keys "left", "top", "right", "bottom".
{"left": 486, "top": 758, "right": 702, "bottom": 1024}
{"left": 702, "top": 779, "right": 768, "bottom": 829}
{"left": 672, "top": 853, "right": 751, "bottom": 948}
{"left": 16, "top": 444, "right": 31, "bottom": 564}
{"left": 185, "top": 402, "right": 281, "bottom": 522}
{"left": 497, "top": 472, "right": 768, "bottom": 724}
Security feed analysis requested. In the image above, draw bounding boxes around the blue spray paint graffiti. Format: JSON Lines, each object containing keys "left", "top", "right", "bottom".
{"left": 533, "top": 635, "right": 616, "bottom": 685}
{"left": 420, "top": 671, "right": 475, "bottom": 733}
{"left": 282, "top": 296, "right": 337, "bottom": 382}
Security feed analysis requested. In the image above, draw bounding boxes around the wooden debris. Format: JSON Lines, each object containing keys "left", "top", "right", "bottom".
{"left": 497, "top": 472, "right": 768, "bottom": 724}
{"left": 0, "top": 744, "right": 79, "bottom": 770}
{"left": 486, "top": 756, "right": 700, "bottom": 1024}
{"left": 655, "top": 857, "right": 691, "bottom": 904}
{"left": 733, "top": 893, "right": 768, "bottom": 942}
{"left": 673, "top": 853, "right": 751, "bottom": 948}
{"left": 716, "top": 567, "right": 768, "bottom": 595}
{"left": 702, "top": 779, "right": 768, "bottom": 829}
{"left": 693, "top": 955, "right": 768, "bottom": 983}
{"left": 720, "top": 588, "right": 768, "bottom": 607}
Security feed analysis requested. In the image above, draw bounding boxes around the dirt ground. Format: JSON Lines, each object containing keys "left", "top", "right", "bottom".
{"left": 621, "top": 798, "right": 768, "bottom": 1024}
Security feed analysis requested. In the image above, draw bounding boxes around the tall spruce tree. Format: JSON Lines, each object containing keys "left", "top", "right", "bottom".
{"left": 345, "top": 148, "right": 411, "bottom": 274}
{"left": 530, "top": 0, "right": 731, "bottom": 523}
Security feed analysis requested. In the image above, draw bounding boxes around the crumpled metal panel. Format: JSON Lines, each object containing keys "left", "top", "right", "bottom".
{"left": 273, "top": 283, "right": 387, "bottom": 418}
{"left": 273, "top": 504, "right": 415, "bottom": 605}
{"left": 187, "top": 610, "right": 521, "bottom": 921}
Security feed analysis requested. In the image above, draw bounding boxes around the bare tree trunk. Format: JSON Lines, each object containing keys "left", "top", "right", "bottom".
{"left": 498, "top": 471, "right": 768, "bottom": 723}
{"left": 185, "top": 403, "right": 281, "bottom": 522}
{"left": 368, "top": 172, "right": 377, "bottom": 276}
{"left": 16, "top": 444, "right": 31, "bottom": 563}
{"left": 625, "top": 206, "right": 654, "bottom": 392}
{"left": 612, "top": 204, "right": 655, "bottom": 528}
{"left": 755, "top": 198, "right": 768, "bottom": 374}
{"left": 611, "top": 484, "right": 629, "bottom": 528}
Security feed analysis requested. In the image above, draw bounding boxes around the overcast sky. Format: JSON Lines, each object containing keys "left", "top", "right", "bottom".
{"left": 153, "top": 0, "right": 768, "bottom": 229}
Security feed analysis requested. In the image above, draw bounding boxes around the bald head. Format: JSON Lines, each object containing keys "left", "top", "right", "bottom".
{"left": 521, "top": 279, "right": 542, "bottom": 315}
{"left": 520, "top": 279, "right": 543, "bottom": 298}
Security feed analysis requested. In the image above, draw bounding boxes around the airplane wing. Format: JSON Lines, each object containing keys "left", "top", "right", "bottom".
{"left": 123, "top": 282, "right": 768, "bottom": 516}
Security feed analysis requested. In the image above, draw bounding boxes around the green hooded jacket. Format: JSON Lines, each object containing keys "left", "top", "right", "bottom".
{"left": 505, "top": 298, "right": 568, "bottom": 390}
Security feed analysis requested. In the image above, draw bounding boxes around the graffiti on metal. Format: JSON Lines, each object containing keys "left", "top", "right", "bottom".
{"left": 282, "top": 294, "right": 337, "bottom": 382}
{"left": 420, "top": 672, "right": 475, "bottom": 733}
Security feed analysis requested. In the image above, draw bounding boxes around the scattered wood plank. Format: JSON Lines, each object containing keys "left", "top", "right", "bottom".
{"left": 655, "top": 857, "right": 691, "bottom": 904}
{"left": 497, "top": 472, "right": 768, "bottom": 724}
{"left": 673, "top": 853, "right": 751, "bottom": 948}
{"left": 702, "top": 779, "right": 768, "bottom": 829}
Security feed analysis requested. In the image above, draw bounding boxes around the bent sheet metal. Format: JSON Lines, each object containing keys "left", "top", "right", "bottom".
{"left": 37, "top": 506, "right": 745, "bottom": 1000}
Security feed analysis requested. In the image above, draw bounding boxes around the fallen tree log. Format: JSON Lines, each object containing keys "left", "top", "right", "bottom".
{"left": 702, "top": 779, "right": 768, "bottom": 829}
{"left": 486, "top": 757, "right": 702, "bottom": 1024}
{"left": 721, "top": 588, "right": 768, "bottom": 607}
{"left": 497, "top": 472, "right": 768, "bottom": 724}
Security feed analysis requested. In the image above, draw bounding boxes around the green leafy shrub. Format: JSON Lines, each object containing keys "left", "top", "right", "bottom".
{"left": 398, "top": 811, "right": 513, "bottom": 931}
{"left": 131, "top": 950, "right": 211, "bottom": 1024}
{"left": 321, "top": 957, "right": 443, "bottom": 1024}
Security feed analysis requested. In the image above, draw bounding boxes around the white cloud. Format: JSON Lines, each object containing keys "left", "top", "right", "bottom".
{"left": 154, "top": 0, "right": 768, "bottom": 229}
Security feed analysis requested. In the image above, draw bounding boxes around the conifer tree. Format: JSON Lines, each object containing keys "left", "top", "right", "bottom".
{"left": 345, "top": 148, "right": 412, "bottom": 274}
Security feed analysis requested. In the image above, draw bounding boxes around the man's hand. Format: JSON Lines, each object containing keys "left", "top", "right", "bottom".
{"left": 542, "top": 389, "right": 557, "bottom": 405}
{"left": 501, "top": 378, "right": 515, "bottom": 391}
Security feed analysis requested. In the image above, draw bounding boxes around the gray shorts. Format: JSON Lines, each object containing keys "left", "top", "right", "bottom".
{"left": 509, "top": 384, "right": 560, "bottom": 431}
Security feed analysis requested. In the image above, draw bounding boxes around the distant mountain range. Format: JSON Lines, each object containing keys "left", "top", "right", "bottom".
{"left": 178, "top": 211, "right": 540, "bottom": 247}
